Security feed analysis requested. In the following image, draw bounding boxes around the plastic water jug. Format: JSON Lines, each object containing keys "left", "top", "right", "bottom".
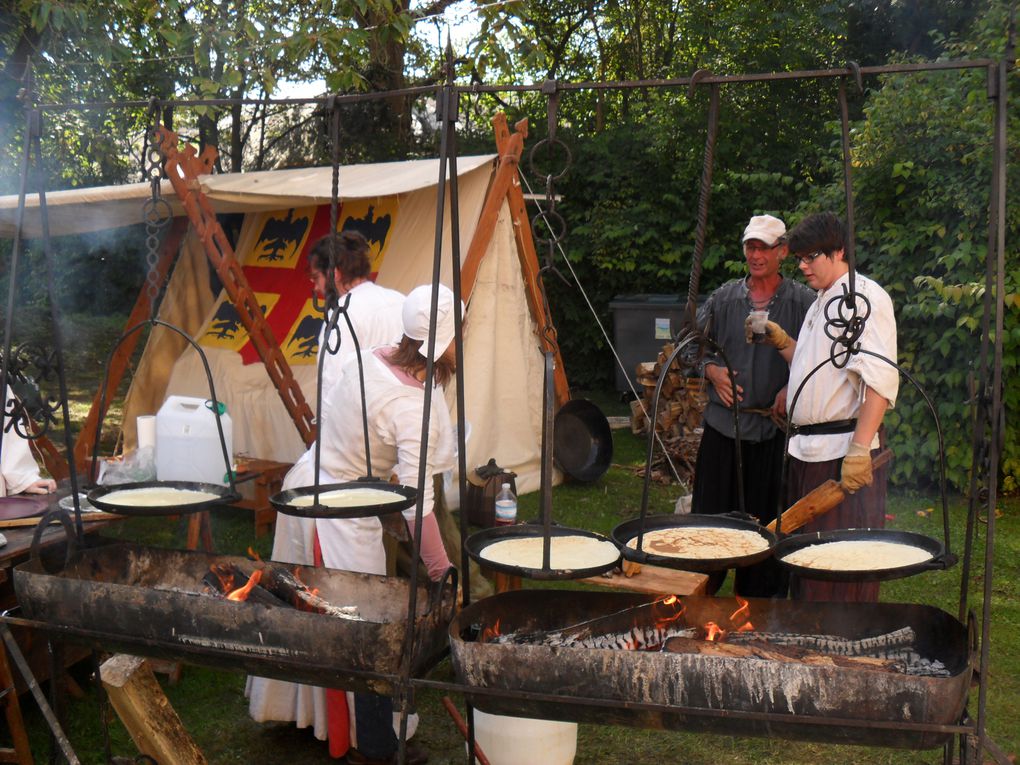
{"left": 471, "top": 710, "right": 576, "bottom": 765}
{"left": 155, "top": 395, "right": 233, "bottom": 485}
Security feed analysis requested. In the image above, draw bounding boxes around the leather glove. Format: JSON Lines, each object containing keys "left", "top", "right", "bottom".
{"left": 743, "top": 317, "right": 793, "bottom": 349}
{"left": 841, "top": 441, "right": 873, "bottom": 493}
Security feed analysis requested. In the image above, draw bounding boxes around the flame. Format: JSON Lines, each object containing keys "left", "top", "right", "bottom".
{"left": 480, "top": 618, "right": 502, "bottom": 643}
{"left": 226, "top": 570, "right": 262, "bottom": 602}
{"left": 728, "top": 596, "right": 750, "bottom": 626}
{"left": 704, "top": 621, "right": 725, "bottom": 642}
{"left": 248, "top": 547, "right": 262, "bottom": 562}
{"left": 208, "top": 564, "right": 235, "bottom": 593}
{"left": 652, "top": 594, "right": 686, "bottom": 630}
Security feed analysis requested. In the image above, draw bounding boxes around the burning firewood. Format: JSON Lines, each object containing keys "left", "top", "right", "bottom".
{"left": 488, "top": 595, "right": 695, "bottom": 651}
{"left": 254, "top": 563, "right": 362, "bottom": 620}
{"left": 663, "top": 636, "right": 906, "bottom": 672}
{"left": 201, "top": 562, "right": 362, "bottom": 620}
{"left": 202, "top": 564, "right": 289, "bottom": 608}
{"left": 726, "top": 626, "right": 916, "bottom": 658}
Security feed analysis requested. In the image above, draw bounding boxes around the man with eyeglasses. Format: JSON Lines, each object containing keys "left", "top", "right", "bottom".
{"left": 692, "top": 214, "right": 814, "bottom": 598}
{"left": 758, "top": 211, "right": 898, "bottom": 602}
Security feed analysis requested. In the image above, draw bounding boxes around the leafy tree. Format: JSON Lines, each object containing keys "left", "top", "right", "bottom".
{"left": 791, "top": 1, "right": 1018, "bottom": 492}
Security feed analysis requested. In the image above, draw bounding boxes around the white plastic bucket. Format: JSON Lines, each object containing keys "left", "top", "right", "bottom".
{"left": 470, "top": 710, "right": 577, "bottom": 765}
{"left": 155, "top": 395, "right": 233, "bottom": 485}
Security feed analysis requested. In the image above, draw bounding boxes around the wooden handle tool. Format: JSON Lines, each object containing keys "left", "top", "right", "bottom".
{"left": 767, "top": 449, "right": 893, "bottom": 535}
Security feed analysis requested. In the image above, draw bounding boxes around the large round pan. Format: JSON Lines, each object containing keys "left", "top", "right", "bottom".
{"left": 554, "top": 399, "right": 613, "bottom": 482}
{"left": 774, "top": 528, "right": 952, "bottom": 583}
{"left": 465, "top": 523, "right": 621, "bottom": 581}
{"left": 271, "top": 480, "right": 416, "bottom": 519}
{"left": 612, "top": 513, "right": 777, "bottom": 573}
{"left": 87, "top": 481, "right": 239, "bottom": 517}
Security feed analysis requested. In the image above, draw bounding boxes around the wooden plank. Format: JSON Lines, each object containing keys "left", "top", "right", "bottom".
{"left": 579, "top": 564, "right": 708, "bottom": 596}
{"left": 99, "top": 654, "right": 207, "bottom": 765}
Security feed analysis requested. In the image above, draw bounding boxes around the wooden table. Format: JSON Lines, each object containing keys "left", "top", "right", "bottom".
{"left": 231, "top": 457, "right": 292, "bottom": 538}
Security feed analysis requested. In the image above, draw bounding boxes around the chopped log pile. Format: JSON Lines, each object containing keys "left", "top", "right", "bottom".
{"left": 628, "top": 342, "right": 707, "bottom": 486}
{"left": 201, "top": 561, "right": 362, "bottom": 620}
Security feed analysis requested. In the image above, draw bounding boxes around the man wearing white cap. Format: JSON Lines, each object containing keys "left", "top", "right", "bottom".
{"left": 692, "top": 214, "right": 814, "bottom": 597}
{"left": 249, "top": 284, "right": 457, "bottom": 764}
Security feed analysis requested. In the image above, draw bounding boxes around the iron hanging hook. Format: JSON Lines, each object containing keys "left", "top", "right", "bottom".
{"left": 687, "top": 68, "right": 713, "bottom": 100}
{"left": 846, "top": 61, "right": 864, "bottom": 95}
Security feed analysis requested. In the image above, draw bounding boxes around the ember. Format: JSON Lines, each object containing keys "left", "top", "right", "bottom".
{"left": 487, "top": 594, "right": 695, "bottom": 651}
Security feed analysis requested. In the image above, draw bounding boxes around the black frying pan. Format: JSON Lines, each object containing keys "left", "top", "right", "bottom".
{"left": 774, "top": 527, "right": 953, "bottom": 583}
{"left": 465, "top": 523, "right": 621, "bottom": 581}
{"left": 87, "top": 480, "right": 239, "bottom": 517}
{"left": 270, "top": 479, "right": 416, "bottom": 519}
{"left": 612, "top": 512, "right": 777, "bottom": 572}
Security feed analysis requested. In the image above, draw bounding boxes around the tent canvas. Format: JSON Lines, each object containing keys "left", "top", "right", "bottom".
{"left": 0, "top": 154, "right": 558, "bottom": 497}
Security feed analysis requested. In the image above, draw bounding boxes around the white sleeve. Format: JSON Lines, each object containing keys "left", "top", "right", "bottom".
{"left": 390, "top": 391, "right": 456, "bottom": 523}
{"left": 847, "top": 282, "right": 899, "bottom": 408}
{"left": 1, "top": 406, "right": 44, "bottom": 496}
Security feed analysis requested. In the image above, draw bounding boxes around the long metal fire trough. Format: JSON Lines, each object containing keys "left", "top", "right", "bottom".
{"left": 450, "top": 590, "right": 973, "bottom": 749}
{"left": 14, "top": 542, "right": 455, "bottom": 695}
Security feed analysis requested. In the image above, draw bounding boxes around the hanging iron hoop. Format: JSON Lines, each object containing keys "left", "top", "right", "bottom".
{"left": 779, "top": 348, "right": 956, "bottom": 582}
{"left": 86, "top": 318, "right": 239, "bottom": 515}
{"left": 530, "top": 207, "right": 567, "bottom": 247}
{"left": 526, "top": 137, "right": 572, "bottom": 184}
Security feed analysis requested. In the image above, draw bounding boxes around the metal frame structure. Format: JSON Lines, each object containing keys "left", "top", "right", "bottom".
{"left": 0, "top": 42, "right": 1010, "bottom": 765}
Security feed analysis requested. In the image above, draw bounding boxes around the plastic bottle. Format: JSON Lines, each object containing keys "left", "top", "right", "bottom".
{"left": 494, "top": 483, "right": 517, "bottom": 526}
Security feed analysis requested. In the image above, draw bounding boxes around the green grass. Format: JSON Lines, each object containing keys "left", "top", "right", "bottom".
{"left": 4, "top": 364, "right": 1017, "bottom": 764}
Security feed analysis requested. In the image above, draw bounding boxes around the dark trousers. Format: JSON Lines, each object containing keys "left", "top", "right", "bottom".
{"left": 785, "top": 438, "right": 888, "bottom": 602}
{"left": 353, "top": 693, "right": 395, "bottom": 758}
{"left": 692, "top": 424, "right": 788, "bottom": 598}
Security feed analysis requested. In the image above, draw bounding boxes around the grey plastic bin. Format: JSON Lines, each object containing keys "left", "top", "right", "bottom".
{"left": 608, "top": 294, "right": 688, "bottom": 392}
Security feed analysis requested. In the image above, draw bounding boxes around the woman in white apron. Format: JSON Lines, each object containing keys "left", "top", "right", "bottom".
{"left": 249, "top": 285, "right": 457, "bottom": 765}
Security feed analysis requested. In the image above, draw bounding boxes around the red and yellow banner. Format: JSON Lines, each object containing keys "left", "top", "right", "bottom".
{"left": 199, "top": 199, "right": 399, "bottom": 365}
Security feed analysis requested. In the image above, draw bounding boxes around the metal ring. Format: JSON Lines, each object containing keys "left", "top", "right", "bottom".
{"left": 531, "top": 208, "right": 567, "bottom": 246}
{"left": 142, "top": 197, "right": 173, "bottom": 227}
{"left": 527, "top": 137, "right": 572, "bottom": 183}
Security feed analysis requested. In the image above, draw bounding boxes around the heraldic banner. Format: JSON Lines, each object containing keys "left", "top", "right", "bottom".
{"left": 198, "top": 198, "right": 397, "bottom": 365}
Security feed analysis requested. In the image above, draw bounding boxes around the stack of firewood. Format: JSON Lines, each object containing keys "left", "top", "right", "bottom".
{"left": 629, "top": 342, "right": 707, "bottom": 485}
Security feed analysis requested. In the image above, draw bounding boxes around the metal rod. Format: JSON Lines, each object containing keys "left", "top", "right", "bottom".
{"left": 684, "top": 81, "right": 720, "bottom": 326}
{"left": 975, "top": 49, "right": 1010, "bottom": 758}
{"left": 0, "top": 622, "right": 80, "bottom": 764}
{"left": 32, "top": 110, "right": 86, "bottom": 541}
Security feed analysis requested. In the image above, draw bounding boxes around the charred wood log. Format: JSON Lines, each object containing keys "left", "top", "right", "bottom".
{"left": 726, "top": 626, "right": 916, "bottom": 658}
{"left": 490, "top": 596, "right": 694, "bottom": 650}
{"left": 201, "top": 564, "right": 289, "bottom": 609}
{"left": 254, "top": 563, "right": 362, "bottom": 620}
{"left": 663, "top": 637, "right": 905, "bottom": 672}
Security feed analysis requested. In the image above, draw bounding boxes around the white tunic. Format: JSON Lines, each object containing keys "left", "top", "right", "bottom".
{"left": 247, "top": 347, "right": 455, "bottom": 737}
{"left": 247, "top": 281, "right": 401, "bottom": 738}
{"left": 1, "top": 388, "right": 44, "bottom": 497}
{"left": 316, "top": 281, "right": 404, "bottom": 400}
{"left": 788, "top": 272, "right": 899, "bottom": 462}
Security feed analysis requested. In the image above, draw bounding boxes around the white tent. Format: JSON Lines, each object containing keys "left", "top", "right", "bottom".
{"left": 0, "top": 149, "right": 563, "bottom": 497}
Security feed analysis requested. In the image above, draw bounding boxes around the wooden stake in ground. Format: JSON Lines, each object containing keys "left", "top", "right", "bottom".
{"left": 99, "top": 654, "right": 207, "bottom": 765}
